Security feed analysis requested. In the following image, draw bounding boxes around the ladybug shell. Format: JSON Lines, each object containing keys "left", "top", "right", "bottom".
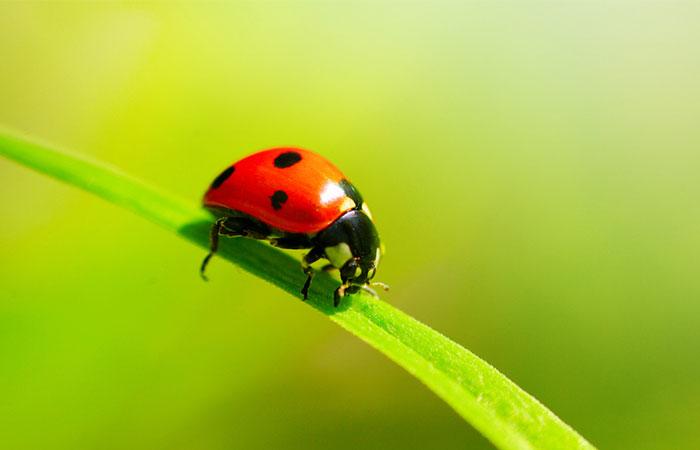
{"left": 203, "top": 148, "right": 358, "bottom": 234}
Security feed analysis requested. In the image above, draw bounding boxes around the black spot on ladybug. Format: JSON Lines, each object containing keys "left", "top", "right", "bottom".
{"left": 270, "top": 190, "right": 288, "bottom": 210}
{"left": 274, "top": 151, "right": 302, "bottom": 168}
{"left": 211, "top": 166, "right": 235, "bottom": 189}
{"left": 339, "top": 179, "right": 363, "bottom": 208}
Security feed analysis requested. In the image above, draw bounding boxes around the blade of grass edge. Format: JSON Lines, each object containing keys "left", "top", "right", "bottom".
{"left": 0, "top": 129, "right": 595, "bottom": 450}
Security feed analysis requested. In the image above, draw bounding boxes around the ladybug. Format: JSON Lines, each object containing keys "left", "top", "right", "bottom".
{"left": 200, "top": 147, "right": 387, "bottom": 306}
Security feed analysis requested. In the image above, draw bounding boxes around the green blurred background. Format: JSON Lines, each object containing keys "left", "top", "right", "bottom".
{"left": 2, "top": 2, "right": 699, "bottom": 449}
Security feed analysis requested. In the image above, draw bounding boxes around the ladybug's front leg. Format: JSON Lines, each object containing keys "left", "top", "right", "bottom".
{"left": 333, "top": 284, "right": 348, "bottom": 307}
{"left": 300, "top": 246, "right": 325, "bottom": 300}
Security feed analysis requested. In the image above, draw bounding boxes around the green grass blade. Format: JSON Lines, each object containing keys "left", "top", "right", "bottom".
{"left": 0, "top": 129, "right": 595, "bottom": 450}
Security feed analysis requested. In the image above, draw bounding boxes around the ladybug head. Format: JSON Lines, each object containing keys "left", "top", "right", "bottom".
{"left": 317, "top": 209, "right": 382, "bottom": 288}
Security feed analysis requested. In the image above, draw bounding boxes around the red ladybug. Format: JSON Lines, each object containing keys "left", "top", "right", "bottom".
{"left": 201, "top": 147, "right": 386, "bottom": 306}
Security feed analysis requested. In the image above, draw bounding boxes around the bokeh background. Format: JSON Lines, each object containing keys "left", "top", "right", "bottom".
{"left": 2, "top": 2, "right": 699, "bottom": 449}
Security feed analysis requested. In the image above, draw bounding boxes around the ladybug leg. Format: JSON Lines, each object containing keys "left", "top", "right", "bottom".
{"left": 333, "top": 259, "right": 361, "bottom": 307}
{"left": 200, "top": 217, "right": 227, "bottom": 281}
{"left": 222, "top": 216, "right": 270, "bottom": 240}
{"left": 335, "top": 284, "right": 376, "bottom": 305}
{"left": 300, "top": 246, "right": 325, "bottom": 300}
{"left": 333, "top": 285, "right": 345, "bottom": 306}
{"left": 334, "top": 283, "right": 386, "bottom": 305}
{"left": 200, "top": 216, "right": 270, "bottom": 280}
{"left": 269, "top": 234, "right": 313, "bottom": 249}
{"left": 333, "top": 283, "right": 354, "bottom": 307}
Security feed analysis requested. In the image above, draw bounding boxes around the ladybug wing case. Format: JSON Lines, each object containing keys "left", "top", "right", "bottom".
{"left": 203, "top": 148, "right": 357, "bottom": 234}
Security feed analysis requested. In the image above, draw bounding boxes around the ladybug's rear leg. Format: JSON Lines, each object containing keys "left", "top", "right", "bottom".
{"left": 200, "top": 218, "right": 227, "bottom": 281}
{"left": 200, "top": 216, "right": 270, "bottom": 281}
{"left": 300, "top": 246, "right": 325, "bottom": 300}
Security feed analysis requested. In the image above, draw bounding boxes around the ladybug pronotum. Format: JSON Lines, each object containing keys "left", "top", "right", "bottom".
{"left": 201, "top": 147, "right": 386, "bottom": 306}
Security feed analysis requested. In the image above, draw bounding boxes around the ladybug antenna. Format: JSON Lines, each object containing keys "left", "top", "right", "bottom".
{"left": 371, "top": 282, "right": 390, "bottom": 292}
